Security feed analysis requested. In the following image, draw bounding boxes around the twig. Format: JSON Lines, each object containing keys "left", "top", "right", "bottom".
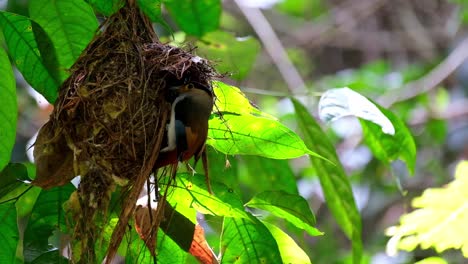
{"left": 233, "top": 0, "right": 307, "bottom": 95}
{"left": 378, "top": 36, "right": 468, "bottom": 107}
{"left": 409, "top": 98, "right": 468, "bottom": 126}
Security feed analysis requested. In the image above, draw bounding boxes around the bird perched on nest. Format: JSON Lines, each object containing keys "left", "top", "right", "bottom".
{"left": 155, "top": 82, "right": 214, "bottom": 191}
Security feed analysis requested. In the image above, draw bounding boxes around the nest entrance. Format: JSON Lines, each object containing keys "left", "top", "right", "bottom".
{"left": 32, "top": 3, "right": 216, "bottom": 263}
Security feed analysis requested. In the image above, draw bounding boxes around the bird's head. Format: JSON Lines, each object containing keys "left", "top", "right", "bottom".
{"left": 167, "top": 82, "right": 213, "bottom": 103}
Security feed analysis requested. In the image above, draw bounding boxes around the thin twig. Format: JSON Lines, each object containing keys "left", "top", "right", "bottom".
{"left": 378, "top": 36, "right": 468, "bottom": 107}
{"left": 409, "top": 98, "right": 468, "bottom": 126}
{"left": 234, "top": 0, "right": 307, "bottom": 95}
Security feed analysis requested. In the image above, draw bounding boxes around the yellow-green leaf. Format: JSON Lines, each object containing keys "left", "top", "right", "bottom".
{"left": 221, "top": 214, "right": 282, "bottom": 263}
{"left": 165, "top": 173, "right": 249, "bottom": 219}
{"left": 212, "top": 81, "right": 273, "bottom": 118}
{"left": 208, "top": 114, "right": 320, "bottom": 159}
{"left": 262, "top": 221, "right": 311, "bottom": 264}
{"left": 386, "top": 160, "right": 468, "bottom": 257}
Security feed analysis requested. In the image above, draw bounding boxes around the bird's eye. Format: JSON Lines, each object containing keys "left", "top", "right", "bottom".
{"left": 187, "top": 83, "right": 195, "bottom": 89}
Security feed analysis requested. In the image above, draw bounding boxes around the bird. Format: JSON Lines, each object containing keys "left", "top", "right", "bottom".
{"left": 155, "top": 82, "right": 214, "bottom": 186}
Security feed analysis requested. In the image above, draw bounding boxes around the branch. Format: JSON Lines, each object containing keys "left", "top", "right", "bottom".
{"left": 378, "top": 36, "right": 468, "bottom": 107}
{"left": 233, "top": 0, "right": 307, "bottom": 95}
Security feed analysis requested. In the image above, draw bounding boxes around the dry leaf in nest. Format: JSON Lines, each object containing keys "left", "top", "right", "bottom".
{"left": 32, "top": 3, "right": 217, "bottom": 263}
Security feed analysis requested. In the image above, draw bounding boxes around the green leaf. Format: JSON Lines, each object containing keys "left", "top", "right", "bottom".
{"left": 15, "top": 163, "right": 41, "bottom": 217}
{"left": 262, "top": 221, "right": 311, "bottom": 264}
{"left": 386, "top": 160, "right": 468, "bottom": 257}
{"left": 163, "top": 0, "right": 221, "bottom": 37}
{"left": 29, "top": 0, "right": 99, "bottom": 82}
{"left": 0, "top": 47, "right": 16, "bottom": 172}
{"left": 165, "top": 173, "right": 249, "bottom": 219}
{"left": 292, "top": 98, "right": 362, "bottom": 264}
{"left": 221, "top": 214, "right": 282, "bottom": 263}
{"left": 0, "top": 203, "right": 18, "bottom": 263}
{"left": 87, "top": 0, "right": 124, "bottom": 16}
{"left": 23, "top": 185, "right": 75, "bottom": 262}
{"left": 205, "top": 146, "right": 239, "bottom": 191}
{"left": 360, "top": 105, "right": 416, "bottom": 175}
{"left": 0, "top": 163, "right": 32, "bottom": 203}
{"left": 156, "top": 230, "right": 188, "bottom": 263}
{"left": 0, "top": 12, "right": 60, "bottom": 102}
{"left": 246, "top": 190, "right": 322, "bottom": 237}
{"left": 208, "top": 114, "right": 321, "bottom": 159}
{"left": 240, "top": 157, "right": 298, "bottom": 195}
{"left": 197, "top": 31, "right": 260, "bottom": 80}
{"left": 137, "top": 0, "right": 164, "bottom": 23}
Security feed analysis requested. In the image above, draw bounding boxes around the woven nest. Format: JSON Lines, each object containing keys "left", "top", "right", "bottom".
{"left": 32, "top": 4, "right": 216, "bottom": 262}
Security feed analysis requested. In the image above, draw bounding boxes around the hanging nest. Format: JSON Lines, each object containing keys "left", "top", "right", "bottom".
{"left": 32, "top": 3, "right": 217, "bottom": 263}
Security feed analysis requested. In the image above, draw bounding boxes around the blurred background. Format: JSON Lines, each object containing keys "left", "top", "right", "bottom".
{"left": 3, "top": 0, "right": 468, "bottom": 263}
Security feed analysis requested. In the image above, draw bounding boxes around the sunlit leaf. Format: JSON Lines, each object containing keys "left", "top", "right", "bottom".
{"left": 0, "top": 203, "right": 18, "bottom": 263}
{"left": 197, "top": 31, "right": 261, "bottom": 80}
{"left": 221, "top": 213, "right": 282, "bottom": 263}
{"left": 292, "top": 98, "right": 362, "bottom": 264}
{"left": 165, "top": 173, "right": 249, "bottom": 219}
{"left": 29, "top": 0, "right": 98, "bottom": 81}
{"left": 163, "top": 0, "right": 221, "bottom": 37}
{"left": 212, "top": 81, "right": 273, "bottom": 118}
{"left": 0, "top": 12, "right": 60, "bottom": 102}
{"left": 209, "top": 82, "right": 325, "bottom": 160}
{"left": 319, "top": 87, "right": 394, "bottom": 135}
{"left": 386, "top": 160, "right": 468, "bottom": 257}
{"left": 246, "top": 190, "right": 322, "bottom": 236}
{"left": 0, "top": 47, "right": 16, "bottom": 172}
{"left": 208, "top": 114, "right": 321, "bottom": 159}
{"left": 262, "top": 221, "right": 311, "bottom": 264}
